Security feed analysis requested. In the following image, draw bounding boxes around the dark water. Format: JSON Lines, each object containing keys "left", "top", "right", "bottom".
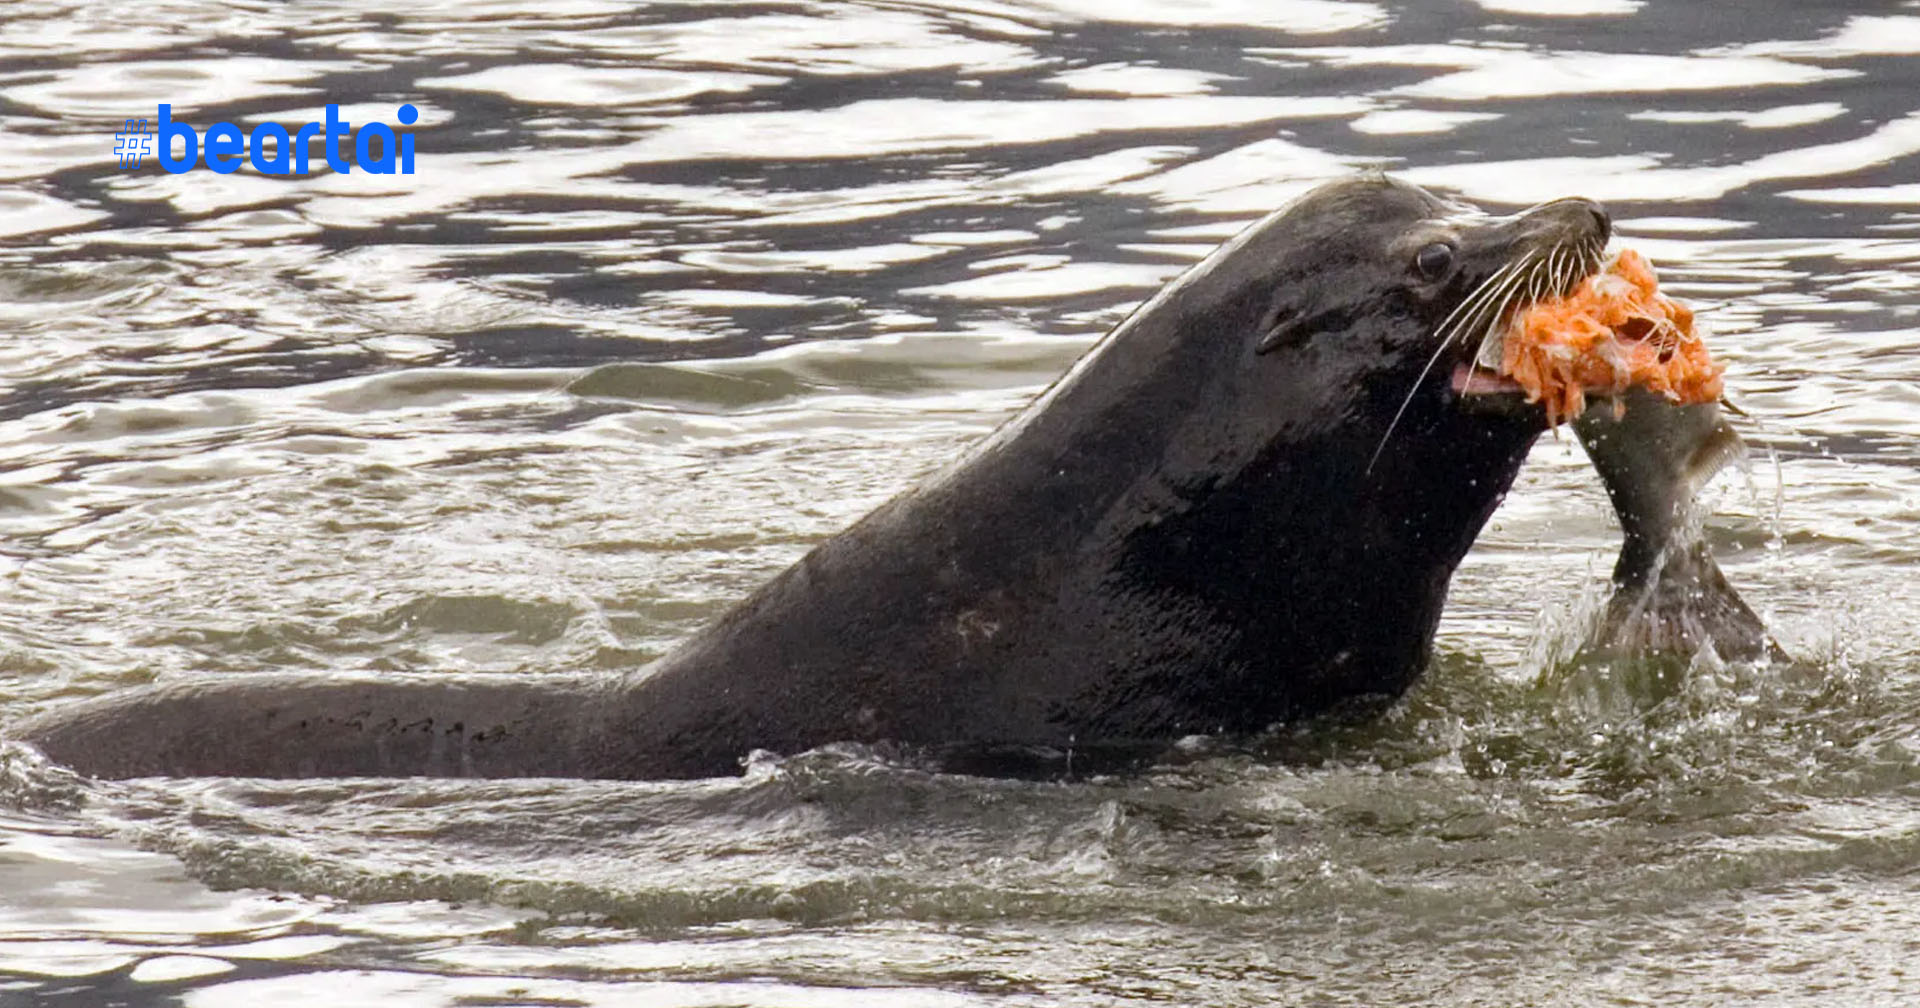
{"left": 3, "top": 1, "right": 1920, "bottom": 1005}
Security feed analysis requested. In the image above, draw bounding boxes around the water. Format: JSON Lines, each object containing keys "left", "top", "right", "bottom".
{"left": 2, "top": 0, "right": 1919, "bottom": 1004}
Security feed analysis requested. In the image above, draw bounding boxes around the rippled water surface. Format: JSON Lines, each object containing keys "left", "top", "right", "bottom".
{"left": 3, "top": 1, "right": 1920, "bottom": 1005}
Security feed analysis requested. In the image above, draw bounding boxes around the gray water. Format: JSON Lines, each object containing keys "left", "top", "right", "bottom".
{"left": 2, "top": 1, "right": 1919, "bottom": 1005}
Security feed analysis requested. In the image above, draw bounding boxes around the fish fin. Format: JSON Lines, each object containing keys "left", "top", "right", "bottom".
{"left": 1681, "top": 416, "right": 1745, "bottom": 498}
{"left": 1586, "top": 540, "right": 1777, "bottom": 665}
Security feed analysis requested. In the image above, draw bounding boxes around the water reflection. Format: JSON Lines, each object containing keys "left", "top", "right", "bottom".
{"left": 2, "top": 0, "right": 1919, "bottom": 1004}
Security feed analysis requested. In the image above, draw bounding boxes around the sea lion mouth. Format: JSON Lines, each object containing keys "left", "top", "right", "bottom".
{"left": 1442, "top": 229, "right": 1609, "bottom": 409}
{"left": 1448, "top": 360, "right": 1528, "bottom": 397}
{"left": 1372, "top": 193, "right": 1612, "bottom": 469}
{"left": 1453, "top": 244, "right": 1724, "bottom": 429}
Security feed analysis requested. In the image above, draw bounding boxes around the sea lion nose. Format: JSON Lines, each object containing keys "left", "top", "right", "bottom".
{"left": 1528, "top": 197, "right": 1611, "bottom": 245}
{"left": 1584, "top": 200, "right": 1612, "bottom": 244}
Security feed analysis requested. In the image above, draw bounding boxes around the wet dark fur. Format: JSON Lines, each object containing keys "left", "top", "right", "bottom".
{"left": 12, "top": 176, "right": 1610, "bottom": 780}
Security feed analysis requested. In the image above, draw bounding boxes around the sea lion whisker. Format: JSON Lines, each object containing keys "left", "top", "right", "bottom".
{"left": 1465, "top": 253, "right": 1540, "bottom": 344}
{"left": 1370, "top": 254, "right": 1538, "bottom": 471}
{"left": 1432, "top": 254, "right": 1530, "bottom": 346}
{"left": 1460, "top": 238, "right": 1607, "bottom": 401}
{"left": 1558, "top": 244, "right": 1584, "bottom": 294}
{"left": 1516, "top": 258, "right": 1539, "bottom": 313}
{"left": 1459, "top": 324, "right": 1501, "bottom": 399}
{"left": 1439, "top": 254, "right": 1537, "bottom": 364}
{"left": 1458, "top": 259, "right": 1546, "bottom": 397}
{"left": 1419, "top": 286, "right": 1507, "bottom": 406}
{"left": 1567, "top": 243, "right": 1592, "bottom": 294}
{"left": 1430, "top": 256, "right": 1530, "bottom": 364}
{"left": 1431, "top": 257, "right": 1520, "bottom": 342}
{"left": 1453, "top": 263, "right": 1534, "bottom": 365}
{"left": 1537, "top": 249, "right": 1559, "bottom": 302}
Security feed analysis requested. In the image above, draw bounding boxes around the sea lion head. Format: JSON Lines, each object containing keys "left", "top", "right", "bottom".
{"left": 1242, "top": 174, "right": 1611, "bottom": 446}
{"left": 1075, "top": 173, "right": 1610, "bottom": 487}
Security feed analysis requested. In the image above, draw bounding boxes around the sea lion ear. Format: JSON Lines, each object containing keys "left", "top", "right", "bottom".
{"left": 1254, "top": 304, "right": 1305, "bottom": 355}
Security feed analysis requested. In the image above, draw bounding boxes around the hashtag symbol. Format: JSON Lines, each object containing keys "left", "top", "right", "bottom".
{"left": 113, "top": 118, "right": 154, "bottom": 169}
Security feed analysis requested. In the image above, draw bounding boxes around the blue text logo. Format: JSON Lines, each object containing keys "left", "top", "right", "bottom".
{"left": 114, "top": 119, "right": 156, "bottom": 169}
{"left": 143, "top": 104, "right": 419, "bottom": 175}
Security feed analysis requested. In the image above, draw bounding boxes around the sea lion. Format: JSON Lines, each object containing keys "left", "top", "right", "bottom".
{"left": 10, "top": 175, "right": 1614, "bottom": 780}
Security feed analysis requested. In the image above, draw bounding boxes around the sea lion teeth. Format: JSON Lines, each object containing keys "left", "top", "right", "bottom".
{"left": 1475, "top": 327, "right": 1506, "bottom": 370}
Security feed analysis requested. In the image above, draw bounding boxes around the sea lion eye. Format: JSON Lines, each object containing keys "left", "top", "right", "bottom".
{"left": 1413, "top": 242, "right": 1455, "bottom": 282}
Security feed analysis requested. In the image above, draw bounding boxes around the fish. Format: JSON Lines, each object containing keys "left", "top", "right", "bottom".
{"left": 1571, "top": 386, "right": 1778, "bottom": 662}
{"left": 1457, "top": 240, "right": 1775, "bottom": 663}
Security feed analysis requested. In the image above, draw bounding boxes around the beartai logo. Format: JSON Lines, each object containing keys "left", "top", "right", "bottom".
{"left": 152, "top": 103, "right": 418, "bottom": 175}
